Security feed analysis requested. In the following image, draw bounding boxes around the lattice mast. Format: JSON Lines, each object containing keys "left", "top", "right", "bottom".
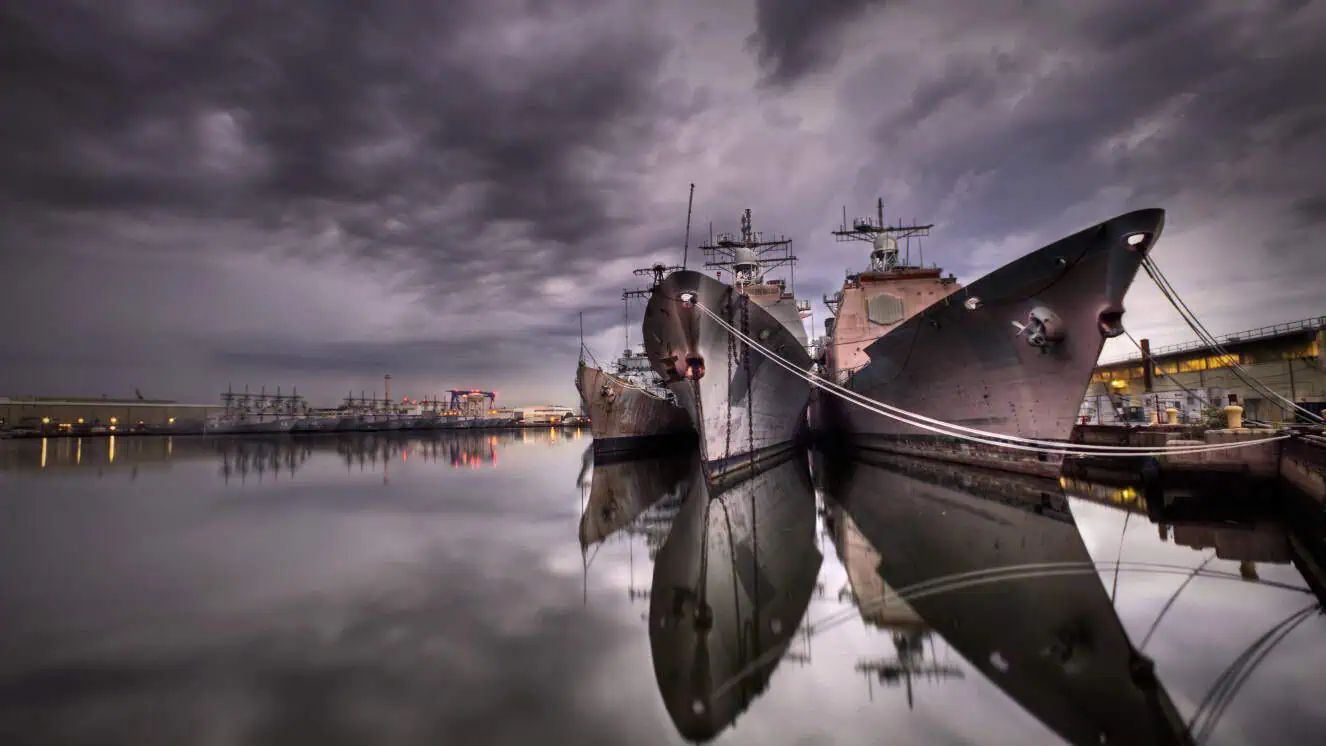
{"left": 823, "top": 198, "right": 934, "bottom": 316}
{"left": 701, "top": 208, "right": 798, "bottom": 293}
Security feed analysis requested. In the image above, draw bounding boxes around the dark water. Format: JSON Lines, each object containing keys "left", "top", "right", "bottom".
{"left": 0, "top": 431, "right": 1322, "bottom": 745}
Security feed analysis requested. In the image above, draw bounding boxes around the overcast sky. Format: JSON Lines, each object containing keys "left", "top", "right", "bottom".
{"left": 3, "top": 0, "right": 1324, "bottom": 407}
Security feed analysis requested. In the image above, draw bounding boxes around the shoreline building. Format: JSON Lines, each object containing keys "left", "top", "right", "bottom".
{"left": 1082, "top": 315, "right": 1325, "bottom": 425}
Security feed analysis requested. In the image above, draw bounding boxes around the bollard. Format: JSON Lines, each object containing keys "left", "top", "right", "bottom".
{"left": 1165, "top": 407, "right": 1179, "bottom": 425}
{"left": 1224, "top": 404, "right": 1244, "bottom": 429}
{"left": 1148, "top": 409, "right": 1159, "bottom": 425}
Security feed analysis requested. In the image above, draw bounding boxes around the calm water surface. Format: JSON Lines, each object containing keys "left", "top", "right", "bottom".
{"left": 0, "top": 431, "right": 1323, "bottom": 745}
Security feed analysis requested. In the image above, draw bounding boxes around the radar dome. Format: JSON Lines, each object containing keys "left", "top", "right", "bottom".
{"left": 872, "top": 234, "right": 898, "bottom": 252}
{"left": 733, "top": 246, "right": 760, "bottom": 273}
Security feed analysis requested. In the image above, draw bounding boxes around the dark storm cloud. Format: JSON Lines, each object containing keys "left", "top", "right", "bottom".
{"left": 746, "top": 0, "right": 883, "bottom": 88}
{"left": 0, "top": 0, "right": 697, "bottom": 284}
{"left": 1291, "top": 194, "right": 1326, "bottom": 227}
{"left": 1, "top": 1, "right": 661, "bottom": 215}
{"left": 0, "top": 0, "right": 705, "bottom": 401}
{"left": 837, "top": 1, "right": 1326, "bottom": 274}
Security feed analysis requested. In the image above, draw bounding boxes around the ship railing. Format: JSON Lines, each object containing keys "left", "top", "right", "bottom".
{"left": 601, "top": 370, "right": 671, "bottom": 401}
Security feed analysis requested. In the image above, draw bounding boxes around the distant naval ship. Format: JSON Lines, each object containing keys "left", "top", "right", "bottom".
{"left": 642, "top": 210, "right": 813, "bottom": 476}
{"left": 577, "top": 265, "right": 696, "bottom": 456}
{"left": 815, "top": 203, "right": 1165, "bottom": 475}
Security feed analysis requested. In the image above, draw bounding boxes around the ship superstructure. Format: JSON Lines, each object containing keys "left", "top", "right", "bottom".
{"left": 817, "top": 200, "right": 962, "bottom": 385}
{"left": 642, "top": 209, "right": 814, "bottom": 475}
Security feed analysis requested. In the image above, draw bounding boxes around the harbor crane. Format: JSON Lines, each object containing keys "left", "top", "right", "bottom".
{"left": 448, "top": 389, "right": 496, "bottom": 417}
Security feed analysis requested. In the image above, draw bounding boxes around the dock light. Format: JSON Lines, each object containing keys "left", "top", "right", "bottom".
{"left": 168, "top": 417, "right": 175, "bottom": 424}
{"left": 110, "top": 417, "right": 118, "bottom": 424}
{"left": 41, "top": 417, "right": 50, "bottom": 424}
{"left": 1110, "top": 379, "right": 1127, "bottom": 389}
{"left": 1125, "top": 232, "right": 1148, "bottom": 247}
{"left": 77, "top": 418, "right": 84, "bottom": 424}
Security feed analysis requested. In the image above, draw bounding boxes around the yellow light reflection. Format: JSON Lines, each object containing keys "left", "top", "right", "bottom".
{"left": 108, "top": 435, "right": 116, "bottom": 464}
{"left": 167, "top": 437, "right": 173, "bottom": 455}
{"left": 41, "top": 438, "right": 48, "bottom": 469}
{"left": 76, "top": 438, "right": 82, "bottom": 465}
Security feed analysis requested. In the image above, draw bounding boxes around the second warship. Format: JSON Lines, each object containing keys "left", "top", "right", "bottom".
{"left": 816, "top": 204, "right": 1165, "bottom": 475}
{"left": 643, "top": 210, "right": 813, "bottom": 475}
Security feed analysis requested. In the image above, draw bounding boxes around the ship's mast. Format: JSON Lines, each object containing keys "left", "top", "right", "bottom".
{"left": 700, "top": 208, "right": 797, "bottom": 293}
{"left": 681, "top": 182, "right": 695, "bottom": 270}
{"left": 831, "top": 197, "right": 933, "bottom": 262}
{"left": 824, "top": 198, "right": 935, "bottom": 316}
{"left": 622, "top": 263, "right": 683, "bottom": 353}
{"left": 857, "top": 629, "right": 963, "bottom": 708}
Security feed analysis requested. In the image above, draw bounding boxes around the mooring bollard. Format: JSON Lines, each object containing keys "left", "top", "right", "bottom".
{"left": 1165, "top": 407, "right": 1179, "bottom": 425}
{"left": 1223, "top": 404, "right": 1244, "bottom": 429}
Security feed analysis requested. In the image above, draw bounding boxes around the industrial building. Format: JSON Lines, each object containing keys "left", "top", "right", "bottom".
{"left": 1082, "top": 315, "right": 1325, "bottom": 425}
{"left": 0, "top": 396, "right": 224, "bottom": 434}
{"left": 515, "top": 405, "right": 578, "bottom": 425}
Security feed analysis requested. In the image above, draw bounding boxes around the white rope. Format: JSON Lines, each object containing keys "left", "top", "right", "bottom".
{"left": 1142, "top": 256, "right": 1323, "bottom": 424}
{"left": 693, "top": 302, "right": 1291, "bottom": 457}
{"left": 806, "top": 560, "right": 1312, "bottom": 637}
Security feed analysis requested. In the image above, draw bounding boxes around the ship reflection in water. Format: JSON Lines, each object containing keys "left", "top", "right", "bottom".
{"left": 2, "top": 432, "right": 1323, "bottom": 744}
{"left": 582, "top": 444, "right": 1325, "bottom": 745}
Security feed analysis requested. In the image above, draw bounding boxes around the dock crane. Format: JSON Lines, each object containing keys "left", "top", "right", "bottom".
{"left": 447, "top": 389, "right": 497, "bottom": 417}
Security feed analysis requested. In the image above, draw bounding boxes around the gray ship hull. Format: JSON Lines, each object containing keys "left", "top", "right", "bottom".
{"left": 575, "top": 363, "right": 694, "bottom": 456}
{"left": 822, "top": 209, "right": 1165, "bottom": 471}
{"left": 649, "top": 448, "right": 822, "bottom": 743}
{"left": 824, "top": 449, "right": 1193, "bottom": 746}
{"left": 643, "top": 271, "right": 813, "bottom": 474}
